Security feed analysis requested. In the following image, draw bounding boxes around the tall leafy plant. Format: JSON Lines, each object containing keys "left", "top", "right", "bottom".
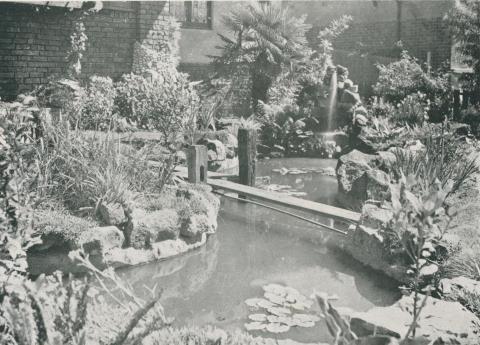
{"left": 214, "top": 1, "right": 311, "bottom": 109}
{"left": 388, "top": 176, "right": 452, "bottom": 339}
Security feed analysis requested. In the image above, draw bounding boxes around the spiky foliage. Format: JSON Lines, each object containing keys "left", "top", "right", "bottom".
{"left": 447, "top": 0, "right": 480, "bottom": 103}
{"left": 390, "top": 135, "right": 478, "bottom": 197}
{"left": 214, "top": 1, "right": 311, "bottom": 109}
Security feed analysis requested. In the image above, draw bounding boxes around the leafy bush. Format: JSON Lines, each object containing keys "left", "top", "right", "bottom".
{"left": 374, "top": 51, "right": 449, "bottom": 102}
{"left": 115, "top": 69, "right": 198, "bottom": 147}
{"left": 373, "top": 51, "right": 451, "bottom": 121}
{"left": 81, "top": 76, "right": 117, "bottom": 131}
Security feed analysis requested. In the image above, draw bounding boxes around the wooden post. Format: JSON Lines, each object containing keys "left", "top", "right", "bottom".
{"left": 187, "top": 145, "right": 208, "bottom": 183}
{"left": 238, "top": 128, "right": 257, "bottom": 187}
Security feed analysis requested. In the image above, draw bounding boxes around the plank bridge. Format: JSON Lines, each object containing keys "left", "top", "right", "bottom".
{"left": 177, "top": 128, "right": 361, "bottom": 233}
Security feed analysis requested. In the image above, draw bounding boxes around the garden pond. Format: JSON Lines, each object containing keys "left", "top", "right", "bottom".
{"left": 116, "top": 158, "right": 401, "bottom": 343}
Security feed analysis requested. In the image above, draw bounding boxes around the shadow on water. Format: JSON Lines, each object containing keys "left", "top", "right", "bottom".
{"left": 117, "top": 158, "right": 401, "bottom": 343}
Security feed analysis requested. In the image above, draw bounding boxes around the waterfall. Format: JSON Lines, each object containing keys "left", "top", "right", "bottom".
{"left": 327, "top": 70, "right": 338, "bottom": 131}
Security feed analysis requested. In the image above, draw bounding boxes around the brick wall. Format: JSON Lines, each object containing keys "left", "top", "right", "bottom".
{"left": 0, "top": 1, "right": 174, "bottom": 101}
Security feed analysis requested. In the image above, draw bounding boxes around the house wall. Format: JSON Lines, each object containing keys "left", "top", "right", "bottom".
{"left": 0, "top": 1, "right": 173, "bottom": 101}
{"left": 289, "top": 0, "right": 454, "bottom": 95}
{"left": 177, "top": 1, "right": 238, "bottom": 80}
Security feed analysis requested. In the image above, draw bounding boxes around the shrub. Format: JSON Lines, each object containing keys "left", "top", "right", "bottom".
{"left": 115, "top": 68, "right": 199, "bottom": 147}
{"left": 373, "top": 51, "right": 451, "bottom": 121}
{"left": 81, "top": 76, "right": 117, "bottom": 131}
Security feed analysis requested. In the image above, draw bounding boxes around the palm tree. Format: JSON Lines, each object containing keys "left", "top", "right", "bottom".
{"left": 214, "top": 1, "right": 311, "bottom": 110}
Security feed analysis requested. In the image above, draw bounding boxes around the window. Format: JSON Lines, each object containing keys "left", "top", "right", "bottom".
{"left": 162, "top": 1, "right": 212, "bottom": 29}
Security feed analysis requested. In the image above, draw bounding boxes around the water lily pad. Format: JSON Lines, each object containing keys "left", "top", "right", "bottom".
{"left": 267, "top": 315, "right": 280, "bottom": 323}
{"left": 267, "top": 306, "right": 291, "bottom": 316}
{"left": 245, "top": 298, "right": 264, "bottom": 308}
{"left": 249, "top": 314, "right": 267, "bottom": 322}
{"left": 257, "top": 299, "right": 275, "bottom": 309}
{"left": 277, "top": 316, "right": 295, "bottom": 326}
{"left": 285, "top": 294, "right": 297, "bottom": 303}
{"left": 292, "top": 314, "right": 320, "bottom": 323}
{"left": 266, "top": 323, "right": 290, "bottom": 333}
{"left": 295, "top": 320, "right": 315, "bottom": 328}
{"left": 290, "top": 302, "right": 306, "bottom": 311}
{"left": 245, "top": 322, "right": 267, "bottom": 331}
{"left": 264, "top": 292, "right": 285, "bottom": 305}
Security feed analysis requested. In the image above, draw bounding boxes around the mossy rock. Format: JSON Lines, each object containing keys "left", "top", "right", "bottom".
{"left": 130, "top": 208, "right": 180, "bottom": 249}
{"left": 31, "top": 210, "right": 98, "bottom": 252}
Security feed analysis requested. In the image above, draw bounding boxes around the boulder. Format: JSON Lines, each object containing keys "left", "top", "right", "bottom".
{"left": 377, "top": 151, "right": 397, "bottom": 171}
{"left": 207, "top": 149, "right": 218, "bottom": 161}
{"left": 221, "top": 132, "right": 238, "bottom": 149}
{"left": 336, "top": 150, "right": 378, "bottom": 194}
{"left": 176, "top": 184, "right": 220, "bottom": 220}
{"left": 130, "top": 208, "right": 180, "bottom": 249}
{"left": 350, "top": 127, "right": 406, "bottom": 154}
{"left": 198, "top": 138, "right": 227, "bottom": 161}
{"left": 440, "top": 276, "right": 480, "bottom": 297}
{"left": 343, "top": 223, "right": 407, "bottom": 283}
{"left": 360, "top": 203, "right": 394, "bottom": 229}
{"left": 356, "top": 169, "right": 391, "bottom": 202}
{"left": 180, "top": 214, "right": 216, "bottom": 239}
{"left": 336, "top": 150, "right": 390, "bottom": 207}
{"left": 347, "top": 295, "right": 480, "bottom": 344}
{"left": 354, "top": 114, "right": 368, "bottom": 127}
{"left": 96, "top": 203, "right": 126, "bottom": 226}
{"left": 79, "top": 226, "right": 124, "bottom": 255}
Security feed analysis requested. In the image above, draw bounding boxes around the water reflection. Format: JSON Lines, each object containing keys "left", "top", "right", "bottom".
{"left": 117, "top": 158, "right": 400, "bottom": 343}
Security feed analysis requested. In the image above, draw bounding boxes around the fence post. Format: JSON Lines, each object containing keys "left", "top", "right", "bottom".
{"left": 187, "top": 145, "right": 208, "bottom": 183}
{"left": 238, "top": 128, "right": 257, "bottom": 187}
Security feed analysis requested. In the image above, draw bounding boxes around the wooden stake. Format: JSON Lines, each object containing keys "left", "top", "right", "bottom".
{"left": 187, "top": 145, "right": 208, "bottom": 183}
{"left": 238, "top": 128, "right": 257, "bottom": 187}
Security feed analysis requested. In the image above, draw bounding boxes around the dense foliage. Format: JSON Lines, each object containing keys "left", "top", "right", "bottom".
{"left": 447, "top": 0, "right": 480, "bottom": 103}
{"left": 373, "top": 51, "right": 451, "bottom": 123}
{"left": 115, "top": 68, "right": 198, "bottom": 147}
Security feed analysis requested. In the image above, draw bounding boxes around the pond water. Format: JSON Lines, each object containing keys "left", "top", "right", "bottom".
{"left": 117, "top": 158, "right": 400, "bottom": 343}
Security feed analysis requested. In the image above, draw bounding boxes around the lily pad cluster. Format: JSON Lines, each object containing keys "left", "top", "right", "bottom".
{"left": 244, "top": 284, "right": 321, "bottom": 334}
{"left": 259, "top": 183, "right": 307, "bottom": 197}
{"left": 272, "top": 167, "right": 336, "bottom": 177}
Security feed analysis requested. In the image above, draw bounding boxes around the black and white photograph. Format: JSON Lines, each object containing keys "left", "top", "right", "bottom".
{"left": 1, "top": 0, "right": 480, "bottom": 344}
